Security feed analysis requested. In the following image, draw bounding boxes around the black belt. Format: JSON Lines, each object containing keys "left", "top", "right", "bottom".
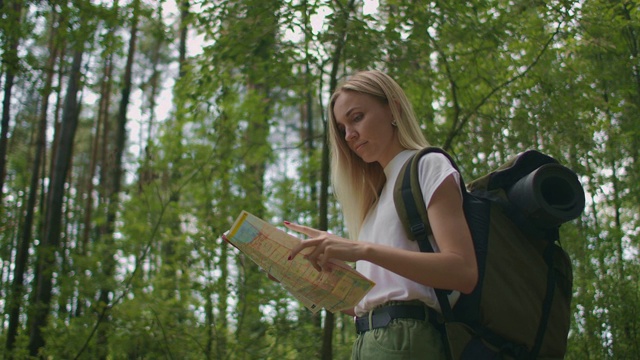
{"left": 355, "top": 304, "right": 428, "bottom": 334}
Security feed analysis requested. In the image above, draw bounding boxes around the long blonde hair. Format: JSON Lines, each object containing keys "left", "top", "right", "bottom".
{"left": 328, "top": 70, "right": 429, "bottom": 239}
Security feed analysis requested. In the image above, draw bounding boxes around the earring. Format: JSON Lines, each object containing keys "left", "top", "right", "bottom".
{"left": 391, "top": 120, "right": 398, "bottom": 127}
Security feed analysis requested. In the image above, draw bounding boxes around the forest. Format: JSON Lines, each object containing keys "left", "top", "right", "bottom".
{"left": 0, "top": 0, "right": 638, "bottom": 359}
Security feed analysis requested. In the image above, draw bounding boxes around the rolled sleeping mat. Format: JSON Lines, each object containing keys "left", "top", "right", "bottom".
{"left": 506, "top": 163, "right": 585, "bottom": 229}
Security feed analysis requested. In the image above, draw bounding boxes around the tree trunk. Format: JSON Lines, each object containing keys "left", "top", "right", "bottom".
{"left": 28, "top": 45, "right": 84, "bottom": 357}
{"left": 178, "top": 0, "right": 189, "bottom": 78}
{"left": 77, "top": 53, "right": 113, "bottom": 318}
{"left": 0, "top": 0, "right": 23, "bottom": 206}
{"left": 214, "top": 106, "right": 233, "bottom": 360}
{"left": 5, "top": 8, "right": 59, "bottom": 354}
{"left": 303, "top": 0, "right": 317, "bottom": 213}
{"left": 96, "top": 0, "right": 139, "bottom": 358}
{"left": 229, "top": 1, "right": 281, "bottom": 356}
{"left": 320, "top": 1, "right": 356, "bottom": 358}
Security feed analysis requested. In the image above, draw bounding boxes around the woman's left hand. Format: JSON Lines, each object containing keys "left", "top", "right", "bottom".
{"left": 284, "top": 221, "right": 364, "bottom": 272}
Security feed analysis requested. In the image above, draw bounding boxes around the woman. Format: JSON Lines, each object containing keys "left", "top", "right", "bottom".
{"left": 285, "top": 70, "right": 477, "bottom": 359}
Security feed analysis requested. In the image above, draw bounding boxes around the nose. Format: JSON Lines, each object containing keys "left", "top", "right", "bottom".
{"left": 344, "top": 126, "right": 357, "bottom": 141}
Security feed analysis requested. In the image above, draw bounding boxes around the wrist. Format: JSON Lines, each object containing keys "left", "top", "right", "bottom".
{"left": 359, "top": 242, "right": 375, "bottom": 262}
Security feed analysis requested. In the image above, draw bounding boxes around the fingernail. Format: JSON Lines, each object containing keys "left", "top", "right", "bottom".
{"left": 287, "top": 255, "right": 292, "bottom": 260}
{"left": 284, "top": 221, "right": 290, "bottom": 225}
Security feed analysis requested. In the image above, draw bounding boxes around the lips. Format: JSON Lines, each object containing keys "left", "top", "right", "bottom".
{"left": 354, "top": 142, "right": 367, "bottom": 152}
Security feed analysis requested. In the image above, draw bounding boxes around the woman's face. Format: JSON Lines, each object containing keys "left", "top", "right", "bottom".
{"left": 333, "top": 90, "right": 403, "bottom": 168}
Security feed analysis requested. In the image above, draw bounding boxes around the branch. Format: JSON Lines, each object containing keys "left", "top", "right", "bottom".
{"left": 442, "top": 15, "right": 566, "bottom": 151}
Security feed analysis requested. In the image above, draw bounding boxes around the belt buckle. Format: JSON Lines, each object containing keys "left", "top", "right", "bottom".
{"left": 372, "top": 309, "right": 392, "bottom": 329}
{"left": 374, "top": 311, "right": 392, "bottom": 329}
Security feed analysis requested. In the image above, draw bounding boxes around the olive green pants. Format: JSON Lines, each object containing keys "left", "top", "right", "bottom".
{"left": 351, "top": 317, "right": 447, "bottom": 360}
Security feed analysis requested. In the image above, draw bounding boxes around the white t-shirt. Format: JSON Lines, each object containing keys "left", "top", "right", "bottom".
{"left": 354, "top": 149, "right": 461, "bottom": 316}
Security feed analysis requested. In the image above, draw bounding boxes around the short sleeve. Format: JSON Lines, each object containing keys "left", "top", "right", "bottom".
{"left": 417, "top": 153, "right": 461, "bottom": 209}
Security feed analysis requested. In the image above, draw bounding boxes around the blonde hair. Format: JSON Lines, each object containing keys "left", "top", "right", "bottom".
{"left": 328, "top": 70, "right": 429, "bottom": 239}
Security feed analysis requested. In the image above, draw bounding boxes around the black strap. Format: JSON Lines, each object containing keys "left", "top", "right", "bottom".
{"left": 355, "top": 304, "right": 428, "bottom": 334}
{"left": 530, "top": 243, "right": 556, "bottom": 358}
{"left": 400, "top": 149, "right": 455, "bottom": 322}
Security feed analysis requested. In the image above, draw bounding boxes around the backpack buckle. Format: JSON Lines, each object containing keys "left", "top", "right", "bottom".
{"left": 410, "top": 223, "right": 427, "bottom": 239}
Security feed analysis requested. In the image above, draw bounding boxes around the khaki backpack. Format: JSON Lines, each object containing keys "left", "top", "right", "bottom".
{"left": 394, "top": 147, "right": 584, "bottom": 359}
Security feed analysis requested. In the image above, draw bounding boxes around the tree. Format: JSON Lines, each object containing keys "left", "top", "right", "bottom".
{"left": 0, "top": 0, "right": 23, "bottom": 207}
{"left": 321, "top": 2, "right": 357, "bottom": 358}
{"left": 28, "top": 29, "right": 86, "bottom": 360}
{"left": 94, "top": 0, "right": 140, "bottom": 357}
{"left": 4, "top": 6, "right": 60, "bottom": 355}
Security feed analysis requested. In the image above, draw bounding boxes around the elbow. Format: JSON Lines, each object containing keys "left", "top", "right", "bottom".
{"left": 459, "top": 266, "right": 478, "bottom": 295}
{"left": 457, "top": 246, "right": 478, "bottom": 294}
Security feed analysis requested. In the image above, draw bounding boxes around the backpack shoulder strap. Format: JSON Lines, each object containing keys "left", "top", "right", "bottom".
{"left": 393, "top": 146, "right": 466, "bottom": 250}
{"left": 393, "top": 147, "right": 465, "bottom": 321}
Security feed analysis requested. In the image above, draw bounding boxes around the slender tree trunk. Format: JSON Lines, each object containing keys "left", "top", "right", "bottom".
{"left": 5, "top": 9, "right": 59, "bottom": 354}
{"left": 303, "top": 0, "right": 317, "bottom": 210}
{"left": 28, "top": 45, "right": 84, "bottom": 357}
{"left": 178, "top": 0, "right": 189, "bottom": 78}
{"left": 214, "top": 104, "right": 233, "bottom": 360}
{"left": 232, "top": 1, "right": 281, "bottom": 355}
{"left": 320, "top": 1, "right": 356, "bottom": 358}
{"left": 80, "top": 2, "right": 118, "bottom": 269}
{"left": 204, "top": 259, "right": 215, "bottom": 359}
{"left": 26, "top": 42, "right": 67, "bottom": 345}
{"left": 619, "top": 3, "right": 640, "bottom": 204}
{"left": 77, "top": 59, "right": 112, "bottom": 318}
{"left": 57, "top": 149, "right": 76, "bottom": 317}
{"left": 140, "top": 0, "right": 165, "bottom": 151}
{"left": 96, "top": 1, "right": 139, "bottom": 358}
{"left": 0, "top": 0, "right": 23, "bottom": 206}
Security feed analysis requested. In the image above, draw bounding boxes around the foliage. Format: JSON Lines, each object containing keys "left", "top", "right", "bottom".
{"left": 0, "top": 0, "right": 638, "bottom": 358}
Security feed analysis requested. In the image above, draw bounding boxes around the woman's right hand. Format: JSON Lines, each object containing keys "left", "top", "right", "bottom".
{"left": 284, "top": 221, "right": 366, "bottom": 272}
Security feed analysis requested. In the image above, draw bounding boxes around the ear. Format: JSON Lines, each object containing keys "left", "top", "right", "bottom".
{"left": 393, "top": 100, "right": 403, "bottom": 117}
{"left": 389, "top": 100, "right": 403, "bottom": 123}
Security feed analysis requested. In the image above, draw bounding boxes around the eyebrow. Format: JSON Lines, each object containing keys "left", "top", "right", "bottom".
{"left": 343, "top": 106, "right": 360, "bottom": 119}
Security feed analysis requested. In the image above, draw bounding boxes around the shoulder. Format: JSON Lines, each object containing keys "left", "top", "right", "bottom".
{"left": 416, "top": 152, "right": 462, "bottom": 203}
{"left": 417, "top": 152, "right": 458, "bottom": 177}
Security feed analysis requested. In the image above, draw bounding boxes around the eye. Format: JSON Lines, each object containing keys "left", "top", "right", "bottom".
{"left": 353, "top": 113, "right": 364, "bottom": 122}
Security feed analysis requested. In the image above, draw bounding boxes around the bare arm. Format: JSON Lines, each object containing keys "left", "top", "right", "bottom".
{"left": 341, "top": 308, "right": 356, "bottom": 317}
{"left": 287, "top": 175, "right": 478, "bottom": 294}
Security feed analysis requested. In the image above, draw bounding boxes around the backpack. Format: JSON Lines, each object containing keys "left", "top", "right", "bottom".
{"left": 393, "top": 147, "right": 584, "bottom": 360}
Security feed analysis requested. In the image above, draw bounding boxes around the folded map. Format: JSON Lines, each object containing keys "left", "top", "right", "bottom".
{"left": 224, "top": 211, "right": 375, "bottom": 313}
